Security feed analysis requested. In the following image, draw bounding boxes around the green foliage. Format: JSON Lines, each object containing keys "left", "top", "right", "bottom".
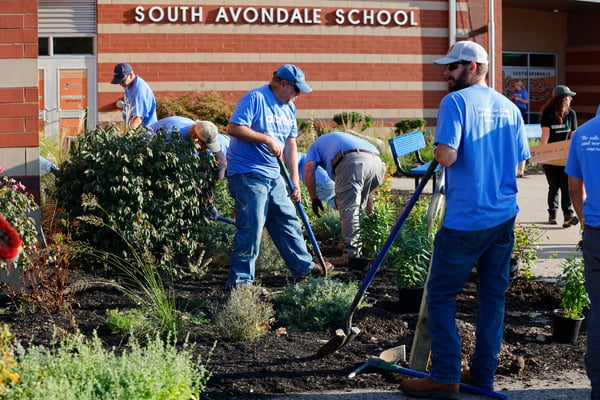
{"left": 311, "top": 210, "right": 342, "bottom": 242}
{"left": 333, "top": 111, "right": 373, "bottom": 131}
{"left": 75, "top": 197, "right": 202, "bottom": 339}
{"left": 512, "top": 223, "right": 546, "bottom": 279}
{"left": 394, "top": 118, "right": 426, "bottom": 134}
{"left": 105, "top": 308, "right": 147, "bottom": 334}
{"left": 156, "top": 91, "right": 235, "bottom": 132}
{"left": 4, "top": 332, "right": 211, "bottom": 400}
{"left": 0, "top": 175, "right": 38, "bottom": 270}
{"left": 389, "top": 199, "right": 433, "bottom": 288}
{"left": 0, "top": 324, "right": 18, "bottom": 391}
{"left": 256, "top": 230, "right": 286, "bottom": 275}
{"left": 214, "top": 285, "right": 274, "bottom": 341}
{"left": 51, "top": 125, "right": 216, "bottom": 273}
{"left": 276, "top": 278, "right": 369, "bottom": 330}
{"left": 558, "top": 256, "right": 589, "bottom": 319}
{"left": 358, "top": 200, "right": 399, "bottom": 260}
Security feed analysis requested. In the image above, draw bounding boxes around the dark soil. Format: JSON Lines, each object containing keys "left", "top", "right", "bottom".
{"left": 0, "top": 253, "right": 586, "bottom": 399}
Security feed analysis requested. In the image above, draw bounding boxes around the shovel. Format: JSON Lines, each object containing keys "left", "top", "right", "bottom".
{"left": 277, "top": 157, "right": 329, "bottom": 276}
{"left": 315, "top": 159, "right": 439, "bottom": 358}
{"left": 348, "top": 345, "right": 406, "bottom": 378}
{"left": 373, "top": 359, "right": 508, "bottom": 400}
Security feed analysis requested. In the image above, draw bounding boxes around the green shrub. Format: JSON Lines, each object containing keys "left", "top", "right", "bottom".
{"left": 214, "top": 285, "right": 274, "bottom": 341}
{"left": 333, "top": 111, "right": 373, "bottom": 131}
{"left": 5, "top": 332, "right": 211, "bottom": 400}
{"left": 156, "top": 91, "right": 235, "bottom": 132}
{"left": 394, "top": 118, "right": 426, "bottom": 134}
{"left": 51, "top": 125, "right": 216, "bottom": 273}
{"left": 0, "top": 174, "right": 38, "bottom": 270}
{"left": 105, "top": 308, "right": 147, "bottom": 334}
{"left": 311, "top": 210, "right": 342, "bottom": 243}
{"left": 276, "top": 278, "right": 369, "bottom": 330}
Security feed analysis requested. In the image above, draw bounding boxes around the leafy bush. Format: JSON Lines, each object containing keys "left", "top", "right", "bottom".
{"left": 276, "top": 278, "right": 369, "bottom": 330}
{"left": 333, "top": 111, "right": 373, "bottom": 131}
{"left": 311, "top": 210, "right": 342, "bottom": 243}
{"left": 5, "top": 332, "right": 211, "bottom": 400}
{"left": 105, "top": 308, "right": 147, "bottom": 334}
{"left": 0, "top": 173, "right": 38, "bottom": 270}
{"left": 214, "top": 285, "right": 274, "bottom": 341}
{"left": 512, "top": 223, "right": 546, "bottom": 279}
{"left": 51, "top": 125, "right": 216, "bottom": 273}
{"left": 156, "top": 91, "right": 235, "bottom": 132}
{"left": 394, "top": 118, "right": 426, "bottom": 134}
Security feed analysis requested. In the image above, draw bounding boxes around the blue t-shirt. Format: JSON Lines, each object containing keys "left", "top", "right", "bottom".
{"left": 565, "top": 117, "right": 600, "bottom": 227}
{"left": 227, "top": 84, "right": 297, "bottom": 179}
{"left": 298, "top": 152, "right": 332, "bottom": 187}
{"left": 512, "top": 88, "right": 528, "bottom": 111}
{"left": 149, "top": 116, "right": 194, "bottom": 139}
{"left": 305, "top": 132, "right": 379, "bottom": 180}
{"left": 435, "top": 84, "right": 530, "bottom": 231}
{"left": 124, "top": 75, "right": 157, "bottom": 127}
{"left": 217, "top": 134, "right": 231, "bottom": 157}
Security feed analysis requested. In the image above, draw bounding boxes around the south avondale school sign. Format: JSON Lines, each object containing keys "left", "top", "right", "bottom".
{"left": 133, "top": 6, "right": 419, "bottom": 27}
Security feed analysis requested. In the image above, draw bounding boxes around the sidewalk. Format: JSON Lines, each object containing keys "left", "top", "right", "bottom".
{"left": 270, "top": 172, "right": 590, "bottom": 400}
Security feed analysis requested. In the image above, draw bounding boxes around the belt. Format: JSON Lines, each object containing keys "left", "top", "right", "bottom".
{"left": 342, "top": 148, "right": 377, "bottom": 157}
{"left": 332, "top": 148, "right": 379, "bottom": 172}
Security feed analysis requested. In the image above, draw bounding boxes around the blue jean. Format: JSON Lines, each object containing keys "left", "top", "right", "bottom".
{"left": 583, "top": 228, "right": 600, "bottom": 398}
{"left": 427, "top": 216, "right": 515, "bottom": 388}
{"left": 226, "top": 172, "right": 313, "bottom": 287}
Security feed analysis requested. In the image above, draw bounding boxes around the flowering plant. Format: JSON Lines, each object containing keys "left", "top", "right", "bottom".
{"left": 0, "top": 167, "right": 38, "bottom": 270}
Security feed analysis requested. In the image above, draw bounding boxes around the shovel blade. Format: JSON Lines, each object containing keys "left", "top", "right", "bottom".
{"left": 315, "top": 327, "right": 361, "bottom": 358}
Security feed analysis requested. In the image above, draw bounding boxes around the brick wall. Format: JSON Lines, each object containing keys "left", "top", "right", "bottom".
{"left": 0, "top": 0, "right": 40, "bottom": 202}
{"left": 97, "top": 0, "right": 489, "bottom": 128}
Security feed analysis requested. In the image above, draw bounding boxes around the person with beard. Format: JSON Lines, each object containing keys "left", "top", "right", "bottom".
{"left": 540, "top": 85, "right": 579, "bottom": 228}
{"left": 399, "top": 41, "right": 530, "bottom": 399}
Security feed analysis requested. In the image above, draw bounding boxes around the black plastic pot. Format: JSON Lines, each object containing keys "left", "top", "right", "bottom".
{"left": 552, "top": 308, "right": 584, "bottom": 343}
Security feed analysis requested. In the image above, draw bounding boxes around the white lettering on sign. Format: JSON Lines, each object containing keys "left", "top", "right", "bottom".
{"left": 135, "top": 6, "right": 203, "bottom": 23}
{"left": 134, "top": 6, "right": 416, "bottom": 27}
{"left": 214, "top": 7, "right": 322, "bottom": 24}
{"left": 334, "top": 9, "right": 417, "bottom": 26}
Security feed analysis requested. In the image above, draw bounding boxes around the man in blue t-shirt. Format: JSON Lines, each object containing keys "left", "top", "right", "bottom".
{"left": 511, "top": 80, "right": 529, "bottom": 123}
{"left": 149, "top": 116, "right": 227, "bottom": 180}
{"left": 303, "top": 132, "right": 385, "bottom": 262}
{"left": 297, "top": 152, "right": 336, "bottom": 211}
{"left": 566, "top": 116, "right": 600, "bottom": 400}
{"left": 399, "top": 41, "right": 530, "bottom": 399}
{"left": 111, "top": 62, "right": 157, "bottom": 128}
{"left": 225, "top": 64, "right": 330, "bottom": 288}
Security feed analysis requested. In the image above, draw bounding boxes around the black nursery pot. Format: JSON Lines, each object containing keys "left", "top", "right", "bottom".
{"left": 552, "top": 309, "right": 584, "bottom": 344}
{"left": 397, "top": 286, "right": 425, "bottom": 314}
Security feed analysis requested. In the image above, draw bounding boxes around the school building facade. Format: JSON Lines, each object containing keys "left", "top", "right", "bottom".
{"left": 2, "top": 0, "right": 600, "bottom": 200}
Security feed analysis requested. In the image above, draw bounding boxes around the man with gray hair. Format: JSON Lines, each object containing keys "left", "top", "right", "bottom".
{"left": 399, "top": 41, "right": 530, "bottom": 399}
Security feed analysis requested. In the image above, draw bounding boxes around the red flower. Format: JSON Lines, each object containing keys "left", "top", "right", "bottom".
{"left": 0, "top": 215, "right": 22, "bottom": 262}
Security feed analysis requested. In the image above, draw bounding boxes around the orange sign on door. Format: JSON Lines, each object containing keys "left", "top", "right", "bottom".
{"left": 59, "top": 69, "right": 87, "bottom": 110}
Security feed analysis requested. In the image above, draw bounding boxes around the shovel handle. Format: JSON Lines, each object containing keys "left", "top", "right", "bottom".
{"left": 277, "top": 157, "right": 328, "bottom": 275}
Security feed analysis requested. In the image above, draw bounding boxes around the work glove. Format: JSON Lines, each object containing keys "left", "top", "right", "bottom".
{"left": 311, "top": 198, "right": 324, "bottom": 218}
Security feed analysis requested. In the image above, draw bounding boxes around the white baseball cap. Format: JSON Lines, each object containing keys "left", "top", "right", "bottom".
{"left": 434, "top": 41, "right": 489, "bottom": 66}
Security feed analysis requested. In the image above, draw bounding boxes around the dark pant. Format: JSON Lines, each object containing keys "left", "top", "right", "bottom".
{"left": 542, "top": 164, "right": 573, "bottom": 217}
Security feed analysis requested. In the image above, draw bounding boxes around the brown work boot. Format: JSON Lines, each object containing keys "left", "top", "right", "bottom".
{"left": 399, "top": 377, "right": 459, "bottom": 399}
{"left": 461, "top": 367, "right": 494, "bottom": 390}
{"left": 310, "top": 261, "right": 333, "bottom": 277}
{"left": 329, "top": 256, "right": 349, "bottom": 266}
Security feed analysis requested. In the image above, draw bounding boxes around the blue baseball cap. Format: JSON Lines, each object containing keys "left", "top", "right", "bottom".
{"left": 111, "top": 62, "right": 133, "bottom": 84}
{"left": 275, "top": 64, "right": 312, "bottom": 93}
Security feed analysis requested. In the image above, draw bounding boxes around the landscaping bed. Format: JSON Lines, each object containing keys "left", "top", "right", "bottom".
{"left": 0, "top": 258, "right": 585, "bottom": 399}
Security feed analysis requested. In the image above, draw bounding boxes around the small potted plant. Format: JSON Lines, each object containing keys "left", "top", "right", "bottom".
{"left": 387, "top": 200, "right": 433, "bottom": 313}
{"left": 552, "top": 256, "right": 589, "bottom": 343}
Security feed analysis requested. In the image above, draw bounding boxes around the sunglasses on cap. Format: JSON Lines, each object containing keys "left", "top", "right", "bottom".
{"left": 447, "top": 61, "right": 471, "bottom": 71}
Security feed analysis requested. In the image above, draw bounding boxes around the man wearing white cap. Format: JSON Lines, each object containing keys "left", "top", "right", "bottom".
{"left": 225, "top": 64, "right": 331, "bottom": 288}
{"left": 111, "top": 62, "right": 157, "bottom": 129}
{"left": 399, "top": 41, "right": 530, "bottom": 399}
